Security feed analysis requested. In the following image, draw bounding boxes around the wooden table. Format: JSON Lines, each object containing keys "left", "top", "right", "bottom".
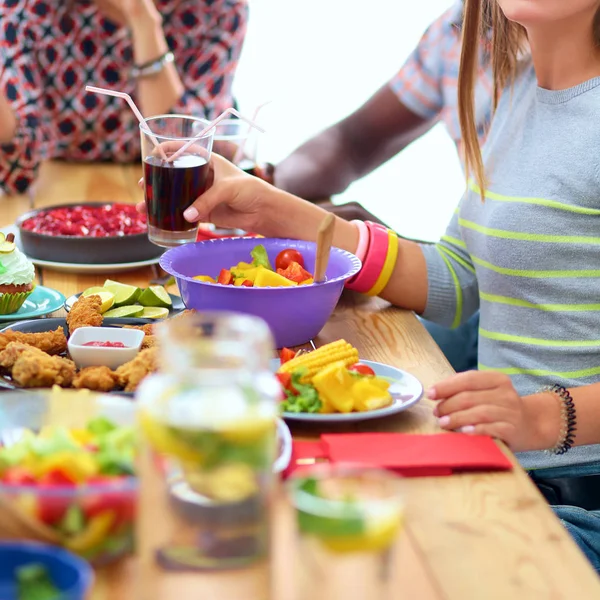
{"left": 2, "top": 162, "right": 600, "bottom": 599}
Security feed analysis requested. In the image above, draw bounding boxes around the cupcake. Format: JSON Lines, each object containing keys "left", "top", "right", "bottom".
{"left": 0, "top": 232, "right": 35, "bottom": 314}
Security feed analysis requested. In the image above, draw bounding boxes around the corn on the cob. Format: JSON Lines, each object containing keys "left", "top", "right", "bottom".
{"left": 278, "top": 339, "right": 359, "bottom": 382}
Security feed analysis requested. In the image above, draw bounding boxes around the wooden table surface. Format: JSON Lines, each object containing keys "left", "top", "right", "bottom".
{"left": 2, "top": 162, "right": 600, "bottom": 600}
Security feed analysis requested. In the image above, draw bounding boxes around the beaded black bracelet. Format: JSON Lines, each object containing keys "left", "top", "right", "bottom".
{"left": 540, "top": 384, "right": 577, "bottom": 455}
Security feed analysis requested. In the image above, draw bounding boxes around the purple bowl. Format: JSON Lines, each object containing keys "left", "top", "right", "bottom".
{"left": 159, "top": 238, "right": 361, "bottom": 347}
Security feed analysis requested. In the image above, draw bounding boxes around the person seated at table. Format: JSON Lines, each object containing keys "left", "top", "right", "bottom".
{"left": 267, "top": 0, "right": 492, "bottom": 374}
{"left": 0, "top": 0, "right": 248, "bottom": 195}
{"left": 160, "top": 0, "right": 600, "bottom": 572}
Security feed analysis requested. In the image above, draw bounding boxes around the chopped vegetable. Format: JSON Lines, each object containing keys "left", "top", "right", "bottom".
{"left": 0, "top": 417, "right": 137, "bottom": 564}
{"left": 275, "top": 248, "right": 305, "bottom": 270}
{"left": 348, "top": 363, "right": 376, "bottom": 377}
{"left": 17, "top": 563, "right": 61, "bottom": 600}
{"left": 254, "top": 268, "right": 298, "bottom": 288}
{"left": 250, "top": 244, "right": 273, "bottom": 271}
{"left": 194, "top": 245, "right": 313, "bottom": 287}
{"left": 280, "top": 370, "right": 322, "bottom": 413}
{"left": 312, "top": 362, "right": 356, "bottom": 413}
{"left": 217, "top": 269, "right": 233, "bottom": 285}
{"left": 277, "top": 261, "right": 313, "bottom": 284}
{"left": 278, "top": 340, "right": 359, "bottom": 383}
{"left": 279, "top": 348, "right": 296, "bottom": 365}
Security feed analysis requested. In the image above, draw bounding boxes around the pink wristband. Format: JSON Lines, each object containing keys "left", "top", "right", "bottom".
{"left": 345, "top": 222, "right": 390, "bottom": 293}
{"left": 351, "top": 220, "right": 369, "bottom": 263}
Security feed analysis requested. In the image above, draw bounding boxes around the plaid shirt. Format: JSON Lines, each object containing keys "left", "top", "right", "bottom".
{"left": 389, "top": 1, "right": 493, "bottom": 162}
{"left": 0, "top": 0, "right": 248, "bottom": 194}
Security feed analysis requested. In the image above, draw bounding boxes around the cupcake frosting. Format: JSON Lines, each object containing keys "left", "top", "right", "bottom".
{"left": 0, "top": 246, "right": 35, "bottom": 285}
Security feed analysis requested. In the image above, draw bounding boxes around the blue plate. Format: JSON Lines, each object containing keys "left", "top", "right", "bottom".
{"left": 273, "top": 359, "right": 423, "bottom": 423}
{"left": 64, "top": 291, "right": 185, "bottom": 314}
{"left": 0, "top": 285, "right": 66, "bottom": 322}
{"left": 0, "top": 541, "right": 93, "bottom": 600}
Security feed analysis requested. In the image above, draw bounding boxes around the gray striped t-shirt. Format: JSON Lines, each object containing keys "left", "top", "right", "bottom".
{"left": 421, "top": 63, "right": 600, "bottom": 471}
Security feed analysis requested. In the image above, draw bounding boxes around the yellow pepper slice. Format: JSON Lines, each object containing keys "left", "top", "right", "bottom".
{"left": 312, "top": 362, "right": 355, "bottom": 413}
{"left": 65, "top": 511, "right": 116, "bottom": 553}
{"left": 36, "top": 452, "right": 98, "bottom": 482}
{"left": 352, "top": 379, "right": 393, "bottom": 412}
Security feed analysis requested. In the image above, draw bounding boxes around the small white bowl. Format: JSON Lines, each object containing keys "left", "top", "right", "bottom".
{"left": 68, "top": 327, "right": 144, "bottom": 370}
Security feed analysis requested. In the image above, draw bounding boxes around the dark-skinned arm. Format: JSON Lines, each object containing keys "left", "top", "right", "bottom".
{"left": 274, "top": 85, "right": 434, "bottom": 200}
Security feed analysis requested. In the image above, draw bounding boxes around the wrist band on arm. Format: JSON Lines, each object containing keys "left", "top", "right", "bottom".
{"left": 345, "top": 221, "right": 389, "bottom": 293}
{"left": 539, "top": 384, "right": 577, "bottom": 455}
{"left": 132, "top": 51, "right": 174, "bottom": 78}
{"left": 351, "top": 219, "right": 369, "bottom": 263}
{"left": 367, "top": 229, "right": 399, "bottom": 297}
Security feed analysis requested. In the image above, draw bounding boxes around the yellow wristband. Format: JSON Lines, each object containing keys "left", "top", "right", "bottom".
{"left": 366, "top": 229, "right": 399, "bottom": 297}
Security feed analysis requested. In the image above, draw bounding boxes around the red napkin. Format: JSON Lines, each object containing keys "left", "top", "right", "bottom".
{"left": 284, "top": 433, "right": 512, "bottom": 478}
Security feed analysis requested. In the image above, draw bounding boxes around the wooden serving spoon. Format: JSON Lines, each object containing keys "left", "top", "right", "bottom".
{"left": 313, "top": 213, "right": 336, "bottom": 283}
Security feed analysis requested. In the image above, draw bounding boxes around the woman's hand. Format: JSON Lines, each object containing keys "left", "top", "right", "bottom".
{"left": 137, "top": 153, "right": 359, "bottom": 246}
{"left": 428, "top": 371, "right": 559, "bottom": 452}
{"left": 137, "top": 154, "right": 289, "bottom": 235}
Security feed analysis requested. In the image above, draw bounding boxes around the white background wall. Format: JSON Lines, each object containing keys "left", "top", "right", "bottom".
{"left": 232, "top": 0, "right": 464, "bottom": 242}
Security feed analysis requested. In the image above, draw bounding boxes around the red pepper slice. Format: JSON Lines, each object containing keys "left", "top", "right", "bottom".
{"left": 1, "top": 466, "right": 36, "bottom": 486}
{"left": 279, "top": 347, "right": 296, "bottom": 365}
{"left": 276, "top": 372, "right": 298, "bottom": 396}
{"left": 277, "top": 261, "right": 313, "bottom": 284}
{"left": 217, "top": 269, "right": 233, "bottom": 285}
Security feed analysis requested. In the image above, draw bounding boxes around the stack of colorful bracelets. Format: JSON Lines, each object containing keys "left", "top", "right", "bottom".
{"left": 345, "top": 220, "right": 399, "bottom": 297}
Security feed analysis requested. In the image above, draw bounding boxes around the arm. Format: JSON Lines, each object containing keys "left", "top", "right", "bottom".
{"left": 181, "top": 154, "right": 473, "bottom": 320}
{"left": 273, "top": 87, "right": 434, "bottom": 200}
{"left": 274, "top": 6, "right": 454, "bottom": 200}
{"left": 433, "top": 371, "right": 600, "bottom": 452}
{"left": 0, "top": 96, "right": 16, "bottom": 142}
{"left": 128, "top": 0, "right": 247, "bottom": 118}
{"left": 0, "top": 9, "right": 49, "bottom": 194}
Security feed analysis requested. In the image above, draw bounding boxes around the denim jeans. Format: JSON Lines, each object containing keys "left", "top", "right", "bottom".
{"left": 554, "top": 506, "right": 600, "bottom": 573}
{"left": 530, "top": 464, "right": 600, "bottom": 573}
{"left": 419, "top": 312, "right": 480, "bottom": 372}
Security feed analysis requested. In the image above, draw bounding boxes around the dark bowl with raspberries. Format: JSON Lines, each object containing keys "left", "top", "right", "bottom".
{"left": 16, "top": 202, "right": 164, "bottom": 265}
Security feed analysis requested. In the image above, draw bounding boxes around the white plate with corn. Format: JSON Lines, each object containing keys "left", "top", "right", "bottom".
{"left": 274, "top": 340, "right": 423, "bottom": 422}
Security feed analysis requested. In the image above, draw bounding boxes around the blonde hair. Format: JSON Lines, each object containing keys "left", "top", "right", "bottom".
{"left": 458, "top": 1, "right": 600, "bottom": 198}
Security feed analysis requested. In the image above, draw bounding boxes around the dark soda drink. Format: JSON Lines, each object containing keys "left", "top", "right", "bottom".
{"left": 144, "top": 154, "right": 210, "bottom": 233}
{"left": 237, "top": 158, "right": 260, "bottom": 178}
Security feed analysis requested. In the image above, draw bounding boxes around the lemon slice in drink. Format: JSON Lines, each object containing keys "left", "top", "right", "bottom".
{"left": 103, "top": 279, "right": 142, "bottom": 306}
{"left": 141, "top": 307, "right": 170, "bottom": 319}
{"left": 81, "top": 287, "right": 115, "bottom": 313}
{"left": 138, "top": 285, "right": 172, "bottom": 308}
{"left": 139, "top": 411, "right": 202, "bottom": 462}
{"left": 103, "top": 305, "right": 144, "bottom": 318}
{"left": 319, "top": 511, "right": 403, "bottom": 554}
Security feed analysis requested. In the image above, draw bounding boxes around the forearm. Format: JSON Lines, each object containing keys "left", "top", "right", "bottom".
{"left": 260, "top": 187, "right": 429, "bottom": 311}
{"left": 522, "top": 383, "right": 600, "bottom": 451}
{"left": 0, "top": 95, "right": 17, "bottom": 143}
{"left": 274, "top": 87, "right": 433, "bottom": 201}
{"left": 274, "top": 128, "right": 360, "bottom": 200}
{"left": 130, "top": 16, "right": 184, "bottom": 117}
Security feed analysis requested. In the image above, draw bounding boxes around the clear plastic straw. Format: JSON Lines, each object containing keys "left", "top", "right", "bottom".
{"left": 167, "top": 107, "right": 265, "bottom": 164}
{"left": 231, "top": 100, "right": 272, "bottom": 166}
{"left": 84, "top": 85, "right": 166, "bottom": 159}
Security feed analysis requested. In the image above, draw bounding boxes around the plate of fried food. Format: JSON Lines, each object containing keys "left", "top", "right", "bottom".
{"left": 0, "top": 295, "right": 192, "bottom": 394}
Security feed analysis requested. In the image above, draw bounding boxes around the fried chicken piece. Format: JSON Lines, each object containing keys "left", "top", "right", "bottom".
{"left": 0, "top": 342, "right": 33, "bottom": 369}
{"left": 141, "top": 335, "right": 157, "bottom": 349}
{"left": 66, "top": 295, "right": 103, "bottom": 335}
{"left": 115, "top": 346, "right": 158, "bottom": 392}
{"left": 0, "top": 342, "right": 76, "bottom": 388}
{"left": 123, "top": 323, "right": 155, "bottom": 336}
{"left": 73, "top": 366, "right": 118, "bottom": 392}
{"left": 0, "top": 327, "right": 67, "bottom": 355}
